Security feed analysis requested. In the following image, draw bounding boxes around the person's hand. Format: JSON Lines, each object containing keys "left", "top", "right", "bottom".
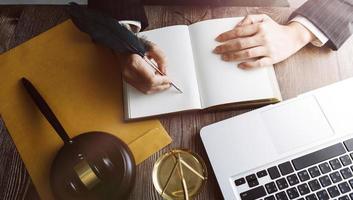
{"left": 213, "top": 14, "right": 315, "bottom": 69}
{"left": 116, "top": 43, "right": 171, "bottom": 94}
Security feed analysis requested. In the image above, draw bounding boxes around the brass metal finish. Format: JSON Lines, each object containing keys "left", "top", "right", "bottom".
{"left": 152, "top": 149, "right": 207, "bottom": 200}
{"left": 74, "top": 159, "right": 101, "bottom": 190}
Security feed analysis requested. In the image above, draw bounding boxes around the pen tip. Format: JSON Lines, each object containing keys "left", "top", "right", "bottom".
{"left": 170, "top": 83, "right": 183, "bottom": 94}
{"left": 177, "top": 89, "right": 183, "bottom": 94}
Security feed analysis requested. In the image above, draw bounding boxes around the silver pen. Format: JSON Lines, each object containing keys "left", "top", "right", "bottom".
{"left": 142, "top": 56, "right": 183, "bottom": 93}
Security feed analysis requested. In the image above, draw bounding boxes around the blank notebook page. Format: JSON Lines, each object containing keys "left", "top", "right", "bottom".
{"left": 125, "top": 25, "right": 201, "bottom": 119}
{"left": 189, "top": 17, "right": 279, "bottom": 108}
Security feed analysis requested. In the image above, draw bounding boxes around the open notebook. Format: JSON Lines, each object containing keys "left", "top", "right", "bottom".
{"left": 124, "top": 17, "right": 282, "bottom": 120}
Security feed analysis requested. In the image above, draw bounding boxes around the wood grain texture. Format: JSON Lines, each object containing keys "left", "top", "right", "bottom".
{"left": 0, "top": 6, "right": 23, "bottom": 53}
{"left": 0, "top": 5, "right": 353, "bottom": 200}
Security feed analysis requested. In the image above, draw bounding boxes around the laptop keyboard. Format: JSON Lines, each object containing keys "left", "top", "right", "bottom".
{"left": 235, "top": 138, "right": 353, "bottom": 200}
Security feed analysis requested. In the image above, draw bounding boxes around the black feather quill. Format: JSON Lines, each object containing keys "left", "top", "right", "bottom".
{"left": 68, "top": 2, "right": 147, "bottom": 57}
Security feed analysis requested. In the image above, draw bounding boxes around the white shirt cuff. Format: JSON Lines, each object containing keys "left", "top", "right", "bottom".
{"left": 119, "top": 20, "right": 142, "bottom": 33}
{"left": 290, "top": 16, "right": 329, "bottom": 47}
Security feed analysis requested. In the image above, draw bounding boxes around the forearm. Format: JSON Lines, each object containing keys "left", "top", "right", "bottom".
{"left": 287, "top": 21, "right": 316, "bottom": 49}
{"left": 88, "top": 0, "right": 148, "bottom": 30}
{"left": 290, "top": 0, "right": 353, "bottom": 50}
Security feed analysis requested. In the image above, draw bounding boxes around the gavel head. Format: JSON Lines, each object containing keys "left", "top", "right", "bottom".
{"left": 50, "top": 131, "right": 135, "bottom": 200}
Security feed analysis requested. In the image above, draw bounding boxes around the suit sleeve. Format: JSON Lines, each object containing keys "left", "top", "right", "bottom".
{"left": 290, "top": 0, "right": 353, "bottom": 50}
{"left": 88, "top": 0, "right": 149, "bottom": 30}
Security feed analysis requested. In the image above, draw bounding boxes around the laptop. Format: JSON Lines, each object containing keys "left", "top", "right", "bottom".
{"left": 201, "top": 77, "right": 353, "bottom": 200}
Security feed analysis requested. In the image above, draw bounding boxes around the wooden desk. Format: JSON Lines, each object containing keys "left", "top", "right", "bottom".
{"left": 0, "top": 5, "right": 352, "bottom": 200}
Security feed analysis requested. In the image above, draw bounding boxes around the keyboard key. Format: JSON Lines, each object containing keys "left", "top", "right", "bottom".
{"left": 246, "top": 174, "right": 256, "bottom": 182}
{"left": 348, "top": 178, "right": 353, "bottom": 187}
{"left": 264, "top": 195, "right": 275, "bottom": 200}
{"left": 265, "top": 182, "right": 278, "bottom": 194}
{"left": 343, "top": 138, "right": 353, "bottom": 151}
{"left": 275, "top": 191, "right": 289, "bottom": 200}
{"left": 246, "top": 174, "right": 259, "bottom": 187}
{"left": 308, "top": 179, "right": 321, "bottom": 191}
{"left": 286, "top": 187, "right": 299, "bottom": 199}
{"left": 268, "top": 166, "right": 281, "bottom": 180}
{"left": 340, "top": 155, "right": 352, "bottom": 166}
{"left": 247, "top": 179, "right": 259, "bottom": 187}
{"left": 257, "top": 170, "right": 268, "bottom": 178}
{"left": 330, "top": 171, "right": 343, "bottom": 183}
{"left": 305, "top": 194, "right": 318, "bottom": 200}
{"left": 297, "top": 198, "right": 304, "bottom": 200}
{"left": 308, "top": 166, "right": 321, "bottom": 178}
{"left": 338, "top": 182, "right": 351, "bottom": 194}
{"left": 235, "top": 178, "right": 246, "bottom": 186}
{"left": 279, "top": 162, "right": 294, "bottom": 176}
{"left": 287, "top": 174, "right": 299, "bottom": 186}
{"left": 330, "top": 158, "right": 343, "bottom": 170}
{"left": 298, "top": 170, "right": 310, "bottom": 182}
{"left": 276, "top": 178, "right": 289, "bottom": 190}
{"left": 240, "top": 186, "right": 267, "bottom": 200}
{"left": 316, "top": 189, "right": 330, "bottom": 200}
{"left": 341, "top": 167, "right": 353, "bottom": 179}
{"left": 292, "top": 143, "right": 346, "bottom": 170}
{"left": 327, "top": 185, "right": 340, "bottom": 198}
{"left": 319, "top": 175, "right": 332, "bottom": 187}
{"left": 318, "top": 162, "right": 331, "bottom": 174}
{"left": 350, "top": 192, "right": 353, "bottom": 200}
{"left": 297, "top": 183, "right": 310, "bottom": 195}
{"left": 338, "top": 195, "right": 350, "bottom": 200}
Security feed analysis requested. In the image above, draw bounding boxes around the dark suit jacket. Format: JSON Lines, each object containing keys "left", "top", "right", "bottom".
{"left": 290, "top": 0, "right": 353, "bottom": 50}
{"left": 88, "top": 0, "right": 353, "bottom": 50}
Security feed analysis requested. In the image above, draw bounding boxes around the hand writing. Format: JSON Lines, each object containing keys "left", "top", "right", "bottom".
{"left": 116, "top": 43, "right": 171, "bottom": 94}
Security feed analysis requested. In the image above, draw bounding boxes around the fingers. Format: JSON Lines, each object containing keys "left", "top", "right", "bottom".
{"left": 214, "top": 35, "right": 263, "bottom": 54}
{"left": 126, "top": 77, "right": 171, "bottom": 94}
{"left": 146, "top": 44, "right": 168, "bottom": 74}
{"left": 130, "top": 54, "right": 163, "bottom": 84}
{"left": 124, "top": 72, "right": 171, "bottom": 94}
{"left": 145, "top": 84, "right": 171, "bottom": 94}
{"left": 214, "top": 16, "right": 275, "bottom": 68}
{"left": 238, "top": 57, "right": 272, "bottom": 69}
{"left": 216, "top": 14, "right": 271, "bottom": 42}
{"left": 221, "top": 46, "right": 268, "bottom": 61}
{"left": 237, "top": 14, "right": 269, "bottom": 26}
{"left": 216, "top": 23, "right": 259, "bottom": 42}
{"left": 122, "top": 54, "right": 171, "bottom": 94}
{"left": 148, "top": 74, "right": 171, "bottom": 87}
{"left": 128, "top": 54, "right": 154, "bottom": 81}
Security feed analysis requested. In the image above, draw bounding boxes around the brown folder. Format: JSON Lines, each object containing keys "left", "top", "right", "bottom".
{"left": 0, "top": 20, "right": 172, "bottom": 200}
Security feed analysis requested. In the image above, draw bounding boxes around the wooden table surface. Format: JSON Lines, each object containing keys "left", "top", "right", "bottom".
{"left": 1, "top": 4, "right": 353, "bottom": 200}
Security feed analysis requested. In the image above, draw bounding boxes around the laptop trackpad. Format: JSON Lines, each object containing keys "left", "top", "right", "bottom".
{"left": 261, "top": 97, "right": 334, "bottom": 154}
